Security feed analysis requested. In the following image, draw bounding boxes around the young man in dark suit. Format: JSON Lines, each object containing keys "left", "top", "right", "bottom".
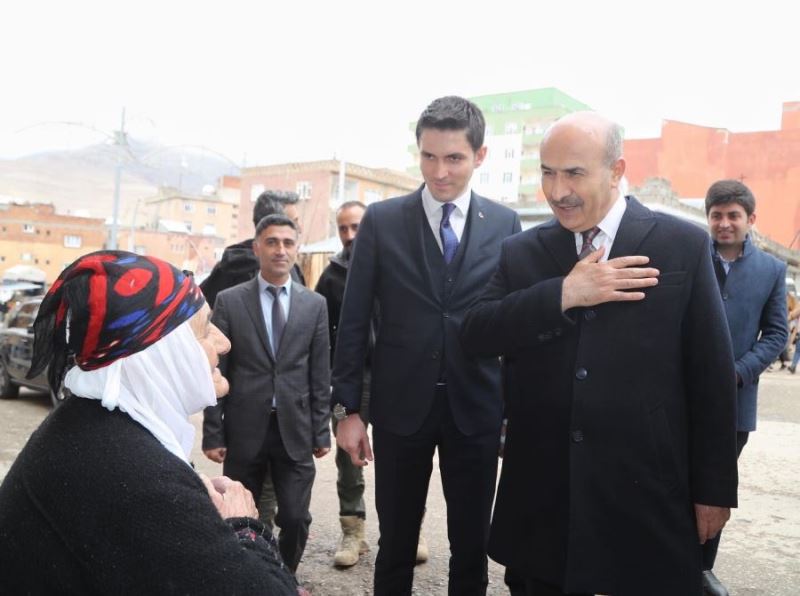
{"left": 461, "top": 112, "right": 739, "bottom": 596}
{"left": 700, "top": 180, "right": 787, "bottom": 596}
{"left": 202, "top": 214, "right": 330, "bottom": 572}
{"left": 332, "top": 96, "right": 521, "bottom": 595}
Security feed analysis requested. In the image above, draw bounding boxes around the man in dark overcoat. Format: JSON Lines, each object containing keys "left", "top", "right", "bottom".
{"left": 461, "top": 111, "right": 739, "bottom": 596}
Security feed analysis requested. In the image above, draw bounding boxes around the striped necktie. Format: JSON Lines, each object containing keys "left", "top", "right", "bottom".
{"left": 578, "top": 227, "right": 601, "bottom": 260}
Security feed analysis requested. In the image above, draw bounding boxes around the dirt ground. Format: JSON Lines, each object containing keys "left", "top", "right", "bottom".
{"left": 2, "top": 370, "right": 799, "bottom": 595}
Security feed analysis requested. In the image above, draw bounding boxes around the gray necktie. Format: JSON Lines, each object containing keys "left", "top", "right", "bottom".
{"left": 578, "top": 227, "right": 601, "bottom": 260}
{"left": 266, "top": 286, "right": 286, "bottom": 353}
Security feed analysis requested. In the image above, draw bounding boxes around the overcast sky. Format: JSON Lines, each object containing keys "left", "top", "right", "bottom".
{"left": 2, "top": 0, "right": 797, "bottom": 171}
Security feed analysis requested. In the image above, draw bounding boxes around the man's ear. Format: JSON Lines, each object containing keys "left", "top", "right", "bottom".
{"left": 611, "top": 158, "right": 626, "bottom": 185}
{"left": 474, "top": 145, "right": 488, "bottom": 168}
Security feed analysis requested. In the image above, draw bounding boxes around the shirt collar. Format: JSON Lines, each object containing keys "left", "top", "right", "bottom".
{"left": 593, "top": 193, "right": 627, "bottom": 242}
{"left": 258, "top": 274, "right": 293, "bottom": 295}
{"left": 421, "top": 184, "right": 472, "bottom": 219}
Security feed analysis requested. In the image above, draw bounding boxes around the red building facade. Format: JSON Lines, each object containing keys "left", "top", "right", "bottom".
{"left": 624, "top": 102, "right": 800, "bottom": 247}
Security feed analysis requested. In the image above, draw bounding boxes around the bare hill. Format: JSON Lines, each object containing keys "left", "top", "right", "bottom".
{"left": 0, "top": 139, "right": 240, "bottom": 221}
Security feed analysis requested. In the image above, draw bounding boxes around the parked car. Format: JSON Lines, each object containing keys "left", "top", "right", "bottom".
{"left": 0, "top": 297, "right": 70, "bottom": 408}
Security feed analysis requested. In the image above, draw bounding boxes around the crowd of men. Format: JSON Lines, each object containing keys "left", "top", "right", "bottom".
{"left": 198, "top": 96, "right": 788, "bottom": 596}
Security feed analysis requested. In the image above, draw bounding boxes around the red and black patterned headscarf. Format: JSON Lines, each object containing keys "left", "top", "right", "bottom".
{"left": 28, "top": 251, "right": 206, "bottom": 391}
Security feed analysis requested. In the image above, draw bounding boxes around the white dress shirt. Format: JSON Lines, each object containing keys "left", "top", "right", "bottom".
{"left": 573, "top": 194, "right": 627, "bottom": 262}
{"left": 421, "top": 185, "right": 472, "bottom": 252}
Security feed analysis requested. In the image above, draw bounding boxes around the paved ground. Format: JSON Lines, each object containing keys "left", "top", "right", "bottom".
{"left": 1, "top": 370, "right": 798, "bottom": 595}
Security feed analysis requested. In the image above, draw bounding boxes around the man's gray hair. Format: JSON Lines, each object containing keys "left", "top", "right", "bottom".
{"left": 604, "top": 122, "right": 624, "bottom": 166}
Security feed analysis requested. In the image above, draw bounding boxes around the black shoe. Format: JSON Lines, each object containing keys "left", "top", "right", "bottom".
{"left": 702, "top": 570, "right": 730, "bottom": 596}
{"left": 789, "top": 365, "right": 796, "bottom": 374}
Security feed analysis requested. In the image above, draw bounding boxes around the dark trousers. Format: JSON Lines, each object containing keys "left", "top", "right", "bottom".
{"left": 223, "top": 411, "right": 315, "bottom": 572}
{"left": 702, "top": 430, "right": 749, "bottom": 570}
{"left": 372, "top": 384, "right": 500, "bottom": 596}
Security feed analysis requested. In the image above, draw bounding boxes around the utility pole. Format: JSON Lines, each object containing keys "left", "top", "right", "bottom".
{"left": 109, "top": 108, "right": 127, "bottom": 250}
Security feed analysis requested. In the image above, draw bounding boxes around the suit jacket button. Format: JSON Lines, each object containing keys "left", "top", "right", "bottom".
{"left": 575, "top": 368, "right": 588, "bottom": 380}
{"left": 571, "top": 430, "right": 584, "bottom": 443}
{"left": 722, "top": 293, "right": 729, "bottom": 300}
{"left": 443, "top": 312, "right": 450, "bottom": 318}
{"left": 584, "top": 310, "right": 596, "bottom": 321}
{"left": 432, "top": 351, "right": 440, "bottom": 360}
{"left": 554, "top": 328, "right": 563, "bottom": 337}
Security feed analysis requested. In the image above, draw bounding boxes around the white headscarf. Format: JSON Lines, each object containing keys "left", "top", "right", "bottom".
{"left": 64, "top": 319, "right": 217, "bottom": 465}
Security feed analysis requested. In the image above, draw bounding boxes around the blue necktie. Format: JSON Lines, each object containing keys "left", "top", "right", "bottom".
{"left": 439, "top": 202, "right": 459, "bottom": 264}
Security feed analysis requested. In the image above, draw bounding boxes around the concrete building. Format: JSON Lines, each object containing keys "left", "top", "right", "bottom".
{"left": 624, "top": 101, "right": 800, "bottom": 247}
{"left": 112, "top": 182, "right": 239, "bottom": 275}
{"left": 130, "top": 184, "right": 239, "bottom": 247}
{"left": 115, "top": 224, "right": 224, "bottom": 277}
{"left": 407, "top": 88, "right": 590, "bottom": 205}
{"left": 238, "top": 160, "right": 420, "bottom": 244}
{"left": 0, "top": 201, "right": 106, "bottom": 283}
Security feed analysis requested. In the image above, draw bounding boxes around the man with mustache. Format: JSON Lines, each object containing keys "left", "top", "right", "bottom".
{"left": 462, "top": 112, "right": 738, "bottom": 595}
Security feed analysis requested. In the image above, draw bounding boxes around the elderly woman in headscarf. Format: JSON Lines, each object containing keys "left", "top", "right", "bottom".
{"left": 0, "top": 251, "right": 303, "bottom": 595}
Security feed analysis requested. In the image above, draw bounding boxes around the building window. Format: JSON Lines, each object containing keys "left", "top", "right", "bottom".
{"left": 207, "top": 205, "right": 216, "bottom": 215}
{"left": 504, "top": 123, "right": 518, "bottom": 134}
{"left": 184, "top": 202, "right": 195, "bottom": 213}
{"left": 504, "top": 148, "right": 515, "bottom": 159}
{"left": 23, "top": 224, "right": 35, "bottom": 234}
{"left": 184, "top": 222, "right": 193, "bottom": 233}
{"left": 479, "top": 172, "right": 490, "bottom": 184}
{"left": 502, "top": 172, "right": 513, "bottom": 184}
{"left": 296, "top": 181, "right": 312, "bottom": 200}
{"left": 64, "top": 235, "right": 82, "bottom": 248}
